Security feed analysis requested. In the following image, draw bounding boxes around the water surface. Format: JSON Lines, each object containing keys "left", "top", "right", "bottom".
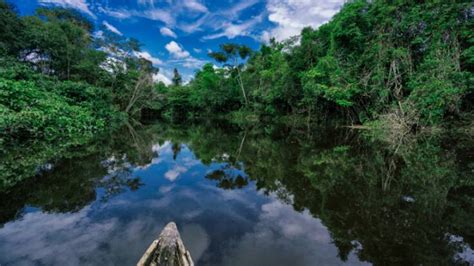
{"left": 0, "top": 121, "right": 473, "bottom": 265}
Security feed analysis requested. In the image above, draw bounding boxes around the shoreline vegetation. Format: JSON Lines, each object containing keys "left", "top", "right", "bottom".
{"left": 0, "top": 0, "right": 473, "bottom": 189}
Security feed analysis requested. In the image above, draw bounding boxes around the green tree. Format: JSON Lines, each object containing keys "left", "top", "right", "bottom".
{"left": 209, "top": 43, "right": 252, "bottom": 105}
{"left": 172, "top": 68, "right": 182, "bottom": 87}
{"left": 0, "top": 0, "right": 24, "bottom": 56}
{"left": 20, "top": 8, "right": 104, "bottom": 81}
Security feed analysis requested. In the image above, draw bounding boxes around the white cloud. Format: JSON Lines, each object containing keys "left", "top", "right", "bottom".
{"left": 222, "top": 0, "right": 259, "bottom": 18}
{"left": 219, "top": 199, "right": 370, "bottom": 266}
{"left": 260, "top": 30, "right": 271, "bottom": 43}
{"left": 182, "top": 0, "right": 208, "bottom": 13}
{"left": 176, "top": 0, "right": 258, "bottom": 34}
{"left": 177, "top": 14, "right": 209, "bottom": 33}
{"left": 38, "top": 0, "right": 96, "bottom": 18}
{"left": 182, "top": 58, "right": 205, "bottom": 68}
{"left": 103, "top": 21, "right": 122, "bottom": 36}
{"left": 165, "top": 41, "right": 190, "bottom": 58}
{"left": 167, "top": 57, "right": 206, "bottom": 69}
{"left": 203, "top": 15, "right": 263, "bottom": 40}
{"left": 137, "top": 0, "right": 156, "bottom": 6}
{"left": 99, "top": 0, "right": 206, "bottom": 27}
{"left": 180, "top": 224, "right": 210, "bottom": 262}
{"left": 193, "top": 48, "right": 202, "bottom": 53}
{"left": 164, "top": 165, "right": 188, "bottom": 181}
{"left": 94, "top": 30, "right": 104, "bottom": 39}
{"left": 142, "top": 9, "right": 175, "bottom": 25}
{"left": 152, "top": 141, "right": 171, "bottom": 154}
{"left": 98, "top": 7, "right": 130, "bottom": 19}
{"left": 99, "top": 7, "right": 175, "bottom": 25}
{"left": 266, "top": 0, "right": 344, "bottom": 41}
{"left": 158, "top": 184, "right": 175, "bottom": 194}
{"left": 160, "top": 27, "right": 177, "bottom": 38}
{"left": 134, "top": 51, "right": 163, "bottom": 65}
{"left": 153, "top": 72, "right": 172, "bottom": 85}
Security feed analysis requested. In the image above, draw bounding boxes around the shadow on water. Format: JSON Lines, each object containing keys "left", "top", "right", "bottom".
{"left": 0, "top": 119, "right": 473, "bottom": 265}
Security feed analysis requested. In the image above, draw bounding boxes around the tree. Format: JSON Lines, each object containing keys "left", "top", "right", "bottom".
{"left": 0, "top": 0, "right": 24, "bottom": 56}
{"left": 20, "top": 7, "right": 106, "bottom": 81}
{"left": 124, "top": 58, "right": 158, "bottom": 115}
{"left": 172, "top": 68, "right": 182, "bottom": 87}
{"left": 245, "top": 42, "right": 295, "bottom": 115}
{"left": 209, "top": 43, "right": 252, "bottom": 105}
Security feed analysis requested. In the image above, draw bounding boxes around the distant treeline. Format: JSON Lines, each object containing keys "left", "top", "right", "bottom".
{"left": 158, "top": 0, "right": 473, "bottom": 130}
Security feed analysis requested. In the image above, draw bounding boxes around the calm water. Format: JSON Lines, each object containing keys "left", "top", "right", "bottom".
{"left": 0, "top": 121, "right": 473, "bottom": 265}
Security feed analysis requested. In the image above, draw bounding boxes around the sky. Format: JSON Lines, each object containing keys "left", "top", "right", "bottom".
{"left": 12, "top": 0, "right": 345, "bottom": 84}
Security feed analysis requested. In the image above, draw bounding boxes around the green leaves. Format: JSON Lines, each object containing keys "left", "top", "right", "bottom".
{"left": 209, "top": 43, "right": 253, "bottom": 63}
{"left": 302, "top": 56, "right": 356, "bottom": 108}
{"left": 155, "top": 1, "right": 473, "bottom": 126}
{"left": 0, "top": 63, "right": 116, "bottom": 142}
{"left": 208, "top": 52, "right": 228, "bottom": 63}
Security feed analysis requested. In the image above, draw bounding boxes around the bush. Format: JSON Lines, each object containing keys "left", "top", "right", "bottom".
{"left": 0, "top": 78, "right": 109, "bottom": 141}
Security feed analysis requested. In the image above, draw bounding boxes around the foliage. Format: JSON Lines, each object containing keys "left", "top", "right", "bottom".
{"left": 0, "top": 1, "right": 24, "bottom": 56}
{"left": 150, "top": 120, "right": 474, "bottom": 265}
{"left": 0, "top": 59, "right": 115, "bottom": 142}
{"left": 155, "top": 1, "right": 473, "bottom": 127}
{"left": 0, "top": 2, "right": 161, "bottom": 189}
{"left": 209, "top": 43, "right": 253, "bottom": 105}
{"left": 172, "top": 68, "right": 182, "bottom": 87}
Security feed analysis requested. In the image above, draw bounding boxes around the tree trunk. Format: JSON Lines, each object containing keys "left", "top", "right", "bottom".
{"left": 234, "top": 58, "right": 248, "bottom": 105}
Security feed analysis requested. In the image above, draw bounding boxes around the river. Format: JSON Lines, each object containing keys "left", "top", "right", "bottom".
{"left": 0, "top": 120, "right": 473, "bottom": 265}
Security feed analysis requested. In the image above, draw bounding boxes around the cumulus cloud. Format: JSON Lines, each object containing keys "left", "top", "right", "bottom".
{"left": 160, "top": 27, "right": 177, "bottom": 38}
{"left": 38, "top": 0, "right": 96, "bottom": 18}
{"left": 153, "top": 72, "right": 172, "bottom": 85}
{"left": 266, "top": 0, "right": 345, "bottom": 41}
{"left": 134, "top": 51, "right": 163, "bottom": 65}
{"left": 219, "top": 199, "right": 369, "bottom": 266}
{"left": 165, "top": 41, "right": 190, "bottom": 58}
{"left": 0, "top": 208, "right": 124, "bottom": 265}
{"left": 164, "top": 165, "right": 188, "bottom": 181}
{"left": 103, "top": 21, "right": 122, "bottom": 35}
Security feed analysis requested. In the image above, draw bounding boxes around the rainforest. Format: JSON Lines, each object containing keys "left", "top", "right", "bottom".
{"left": 0, "top": 0, "right": 473, "bottom": 265}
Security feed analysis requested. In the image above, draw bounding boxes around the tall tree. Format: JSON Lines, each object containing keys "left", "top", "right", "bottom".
{"left": 209, "top": 43, "right": 252, "bottom": 105}
{"left": 172, "top": 68, "right": 182, "bottom": 87}
{"left": 20, "top": 7, "right": 104, "bottom": 81}
{"left": 124, "top": 58, "right": 158, "bottom": 115}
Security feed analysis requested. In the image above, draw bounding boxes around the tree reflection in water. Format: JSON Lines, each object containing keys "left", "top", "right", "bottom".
{"left": 0, "top": 120, "right": 472, "bottom": 265}
{"left": 154, "top": 121, "right": 474, "bottom": 265}
{"left": 0, "top": 124, "right": 151, "bottom": 224}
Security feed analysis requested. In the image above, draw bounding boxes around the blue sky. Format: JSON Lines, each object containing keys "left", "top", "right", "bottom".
{"left": 12, "top": 0, "right": 344, "bottom": 84}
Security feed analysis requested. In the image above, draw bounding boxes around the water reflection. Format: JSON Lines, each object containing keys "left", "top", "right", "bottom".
{"left": 0, "top": 120, "right": 473, "bottom": 265}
